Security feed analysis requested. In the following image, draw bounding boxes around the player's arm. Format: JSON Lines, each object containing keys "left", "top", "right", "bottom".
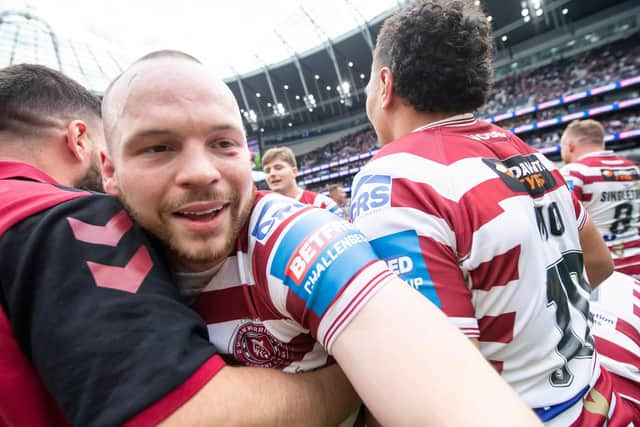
{"left": 580, "top": 215, "right": 614, "bottom": 288}
{"left": 332, "top": 277, "right": 542, "bottom": 427}
{"left": 0, "top": 195, "right": 356, "bottom": 426}
{"left": 160, "top": 363, "right": 359, "bottom": 427}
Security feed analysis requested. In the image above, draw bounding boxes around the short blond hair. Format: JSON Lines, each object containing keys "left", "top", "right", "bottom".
{"left": 262, "top": 146, "right": 297, "bottom": 168}
{"left": 564, "top": 119, "right": 605, "bottom": 146}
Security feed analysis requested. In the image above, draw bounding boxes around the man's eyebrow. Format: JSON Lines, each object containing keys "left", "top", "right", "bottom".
{"left": 128, "top": 129, "right": 177, "bottom": 140}
{"left": 125, "top": 124, "right": 243, "bottom": 145}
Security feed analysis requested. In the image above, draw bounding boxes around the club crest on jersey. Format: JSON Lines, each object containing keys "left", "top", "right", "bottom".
{"left": 483, "top": 154, "right": 556, "bottom": 197}
{"left": 350, "top": 174, "right": 391, "bottom": 221}
{"left": 233, "top": 322, "right": 289, "bottom": 368}
{"left": 600, "top": 168, "right": 639, "bottom": 182}
{"left": 252, "top": 196, "right": 306, "bottom": 244}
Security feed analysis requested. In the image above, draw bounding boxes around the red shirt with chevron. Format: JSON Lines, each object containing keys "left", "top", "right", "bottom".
{"left": 0, "top": 161, "right": 223, "bottom": 427}
{"left": 351, "top": 115, "right": 636, "bottom": 425}
{"left": 180, "top": 191, "right": 394, "bottom": 373}
{"left": 561, "top": 151, "right": 640, "bottom": 277}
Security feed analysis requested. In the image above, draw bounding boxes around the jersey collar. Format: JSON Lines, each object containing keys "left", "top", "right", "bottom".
{"left": 411, "top": 113, "right": 476, "bottom": 133}
{"left": 0, "top": 161, "right": 59, "bottom": 184}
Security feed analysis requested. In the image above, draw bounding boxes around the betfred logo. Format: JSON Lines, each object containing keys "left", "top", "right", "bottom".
{"left": 252, "top": 196, "right": 306, "bottom": 243}
{"left": 350, "top": 174, "right": 391, "bottom": 221}
{"left": 285, "top": 220, "right": 351, "bottom": 286}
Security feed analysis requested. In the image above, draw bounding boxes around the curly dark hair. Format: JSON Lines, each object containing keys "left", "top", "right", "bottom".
{"left": 374, "top": 0, "right": 493, "bottom": 114}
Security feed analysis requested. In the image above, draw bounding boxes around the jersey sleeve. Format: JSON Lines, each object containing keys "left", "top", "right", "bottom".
{"left": 350, "top": 170, "right": 478, "bottom": 337}
{"left": 560, "top": 164, "right": 585, "bottom": 201}
{"left": 316, "top": 193, "right": 346, "bottom": 219}
{"left": 0, "top": 194, "right": 224, "bottom": 427}
{"left": 249, "top": 194, "right": 395, "bottom": 353}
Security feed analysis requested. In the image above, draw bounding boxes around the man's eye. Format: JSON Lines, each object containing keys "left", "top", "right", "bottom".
{"left": 143, "top": 145, "right": 171, "bottom": 153}
{"left": 215, "top": 140, "right": 234, "bottom": 149}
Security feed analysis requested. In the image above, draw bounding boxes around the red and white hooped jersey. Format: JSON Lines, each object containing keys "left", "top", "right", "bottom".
{"left": 561, "top": 151, "right": 640, "bottom": 278}
{"left": 297, "top": 188, "right": 345, "bottom": 219}
{"left": 590, "top": 271, "right": 640, "bottom": 404}
{"left": 351, "top": 114, "right": 633, "bottom": 425}
{"left": 179, "top": 191, "right": 393, "bottom": 373}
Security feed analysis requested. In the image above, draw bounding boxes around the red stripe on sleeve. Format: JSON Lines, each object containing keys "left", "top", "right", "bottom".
{"left": 122, "top": 355, "right": 226, "bottom": 427}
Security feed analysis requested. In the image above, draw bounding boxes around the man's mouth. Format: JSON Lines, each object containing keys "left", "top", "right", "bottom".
{"left": 172, "top": 203, "right": 227, "bottom": 222}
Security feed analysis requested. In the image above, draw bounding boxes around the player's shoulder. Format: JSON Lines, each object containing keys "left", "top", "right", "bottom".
{"left": 0, "top": 178, "right": 126, "bottom": 237}
{"left": 249, "top": 191, "right": 309, "bottom": 245}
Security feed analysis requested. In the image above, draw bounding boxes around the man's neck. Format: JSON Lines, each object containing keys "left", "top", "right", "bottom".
{"left": 574, "top": 145, "right": 607, "bottom": 160}
{"left": 280, "top": 184, "right": 300, "bottom": 199}
{"left": 387, "top": 108, "right": 460, "bottom": 144}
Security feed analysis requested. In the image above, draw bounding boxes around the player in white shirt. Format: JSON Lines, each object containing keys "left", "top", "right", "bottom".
{"left": 352, "top": 0, "right": 638, "bottom": 424}
{"left": 99, "top": 49, "right": 541, "bottom": 427}
{"left": 560, "top": 119, "right": 640, "bottom": 278}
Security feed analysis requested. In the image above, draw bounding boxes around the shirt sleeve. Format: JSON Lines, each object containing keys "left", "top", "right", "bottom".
{"left": 316, "top": 193, "right": 346, "bottom": 219}
{"left": 249, "top": 195, "right": 395, "bottom": 353}
{"left": 350, "top": 170, "right": 478, "bottom": 337}
{"left": 0, "top": 194, "right": 224, "bottom": 427}
{"left": 560, "top": 164, "right": 585, "bottom": 201}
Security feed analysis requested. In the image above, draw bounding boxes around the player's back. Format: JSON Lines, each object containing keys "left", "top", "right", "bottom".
{"left": 561, "top": 152, "right": 640, "bottom": 277}
{"left": 352, "top": 117, "right": 600, "bottom": 424}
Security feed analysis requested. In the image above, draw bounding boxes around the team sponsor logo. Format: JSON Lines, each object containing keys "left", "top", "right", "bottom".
{"left": 465, "top": 130, "right": 507, "bottom": 142}
{"left": 350, "top": 175, "right": 391, "bottom": 221}
{"left": 233, "top": 322, "right": 289, "bottom": 368}
{"left": 251, "top": 197, "right": 306, "bottom": 244}
{"left": 483, "top": 154, "right": 556, "bottom": 197}
{"left": 370, "top": 230, "right": 439, "bottom": 306}
{"left": 285, "top": 220, "right": 366, "bottom": 295}
{"left": 600, "top": 168, "right": 639, "bottom": 182}
{"left": 270, "top": 208, "right": 379, "bottom": 316}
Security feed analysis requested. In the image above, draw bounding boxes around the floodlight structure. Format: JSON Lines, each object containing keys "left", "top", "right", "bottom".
{"left": 343, "top": 0, "right": 374, "bottom": 52}
{"left": 275, "top": 30, "right": 320, "bottom": 114}
{"left": 300, "top": 6, "right": 353, "bottom": 109}
{"left": 231, "top": 66, "right": 260, "bottom": 132}
{"left": 256, "top": 54, "right": 287, "bottom": 123}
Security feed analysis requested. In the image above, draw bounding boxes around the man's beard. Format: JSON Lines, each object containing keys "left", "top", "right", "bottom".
{"left": 121, "top": 186, "right": 255, "bottom": 271}
{"left": 75, "top": 153, "right": 104, "bottom": 193}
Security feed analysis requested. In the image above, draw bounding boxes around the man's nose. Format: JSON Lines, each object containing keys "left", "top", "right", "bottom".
{"left": 175, "top": 146, "right": 221, "bottom": 187}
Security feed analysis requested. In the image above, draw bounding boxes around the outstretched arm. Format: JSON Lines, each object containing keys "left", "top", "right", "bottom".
{"left": 332, "top": 278, "right": 542, "bottom": 427}
{"left": 160, "top": 364, "right": 359, "bottom": 427}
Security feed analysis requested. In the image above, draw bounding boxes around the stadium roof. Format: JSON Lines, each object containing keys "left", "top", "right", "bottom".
{"left": 225, "top": 0, "right": 635, "bottom": 142}
{"left": 0, "top": 0, "right": 635, "bottom": 140}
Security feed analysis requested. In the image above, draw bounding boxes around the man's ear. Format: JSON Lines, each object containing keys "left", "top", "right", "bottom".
{"left": 100, "top": 151, "right": 120, "bottom": 196}
{"left": 292, "top": 166, "right": 299, "bottom": 178}
{"left": 65, "top": 120, "right": 89, "bottom": 162}
{"left": 379, "top": 67, "right": 395, "bottom": 109}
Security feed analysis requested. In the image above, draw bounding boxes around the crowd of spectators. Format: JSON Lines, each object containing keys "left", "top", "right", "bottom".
{"left": 525, "top": 110, "right": 640, "bottom": 148}
{"left": 480, "top": 32, "right": 640, "bottom": 117}
{"left": 296, "top": 128, "right": 378, "bottom": 171}
{"left": 275, "top": 32, "right": 640, "bottom": 194}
